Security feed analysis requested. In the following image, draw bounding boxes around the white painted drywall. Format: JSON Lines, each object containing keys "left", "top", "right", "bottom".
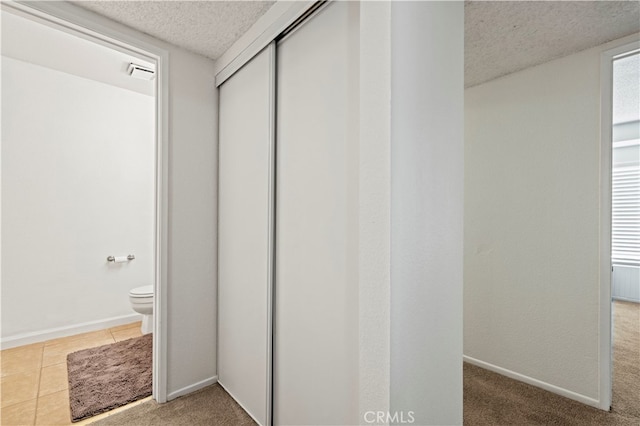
{"left": 390, "top": 2, "right": 464, "bottom": 425}
{"left": 165, "top": 47, "right": 217, "bottom": 397}
{"left": 612, "top": 266, "right": 640, "bottom": 302}
{"left": 1, "top": 56, "right": 154, "bottom": 339}
{"left": 358, "top": 1, "right": 391, "bottom": 421}
{"left": 464, "top": 42, "right": 614, "bottom": 402}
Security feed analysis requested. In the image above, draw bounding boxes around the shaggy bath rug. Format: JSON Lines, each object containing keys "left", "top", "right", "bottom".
{"left": 67, "top": 334, "right": 152, "bottom": 422}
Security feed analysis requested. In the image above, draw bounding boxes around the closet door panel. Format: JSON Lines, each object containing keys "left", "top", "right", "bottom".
{"left": 218, "top": 45, "right": 273, "bottom": 426}
{"left": 275, "top": 3, "right": 359, "bottom": 425}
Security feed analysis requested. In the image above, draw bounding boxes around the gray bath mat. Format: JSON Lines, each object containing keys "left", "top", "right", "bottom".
{"left": 67, "top": 334, "right": 152, "bottom": 422}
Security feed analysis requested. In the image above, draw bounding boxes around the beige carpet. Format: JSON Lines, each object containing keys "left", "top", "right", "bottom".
{"left": 90, "top": 384, "right": 255, "bottom": 426}
{"left": 91, "top": 302, "right": 638, "bottom": 426}
{"left": 464, "top": 300, "right": 640, "bottom": 425}
{"left": 612, "top": 300, "right": 640, "bottom": 420}
{"left": 68, "top": 334, "right": 152, "bottom": 422}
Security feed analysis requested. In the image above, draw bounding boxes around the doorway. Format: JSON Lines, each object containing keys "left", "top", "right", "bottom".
{"left": 611, "top": 52, "right": 640, "bottom": 302}
{"left": 610, "top": 49, "right": 640, "bottom": 413}
{"left": 600, "top": 40, "right": 640, "bottom": 412}
{"left": 0, "top": 0, "right": 168, "bottom": 419}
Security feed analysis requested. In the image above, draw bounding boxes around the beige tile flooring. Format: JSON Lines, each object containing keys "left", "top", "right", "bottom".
{"left": 1, "top": 322, "right": 146, "bottom": 425}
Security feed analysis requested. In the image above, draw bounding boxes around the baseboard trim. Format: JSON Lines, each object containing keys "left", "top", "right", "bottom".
{"left": 167, "top": 376, "right": 218, "bottom": 401}
{"left": 613, "top": 296, "right": 640, "bottom": 303}
{"left": 1, "top": 313, "right": 142, "bottom": 349}
{"left": 463, "top": 355, "right": 602, "bottom": 409}
{"left": 218, "top": 380, "right": 264, "bottom": 426}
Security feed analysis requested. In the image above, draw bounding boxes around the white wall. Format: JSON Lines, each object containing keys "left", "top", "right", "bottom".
{"left": 1, "top": 2, "right": 218, "bottom": 400}
{"left": 1, "top": 56, "right": 154, "bottom": 339}
{"left": 390, "top": 2, "right": 464, "bottom": 425}
{"left": 358, "top": 1, "right": 391, "bottom": 421}
{"left": 164, "top": 46, "right": 217, "bottom": 399}
{"left": 464, "top": 39, "right": 636, "bottom": 404}
{"left": 612, "top": 266, "right": 640, "bottom": 302}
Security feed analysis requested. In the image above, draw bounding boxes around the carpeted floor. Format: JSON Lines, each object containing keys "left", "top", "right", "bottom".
{"left": 464, "top": 300, "right": 639, "bottom": 425}
{"left": 90, "top": 384, "right": 254, "bottom": 426}
{"left": 611, "top": 300, "right": 640, "bottom": 420}
{"left": 91, "top": 301, "right": 638, "bottom": 426}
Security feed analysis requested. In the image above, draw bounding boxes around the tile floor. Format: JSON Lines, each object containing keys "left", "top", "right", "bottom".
{"left": 1, "top": 322, "right": 145, "bottom": 425}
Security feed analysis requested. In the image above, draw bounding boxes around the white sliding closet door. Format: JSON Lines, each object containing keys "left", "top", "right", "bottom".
{"left": 275, "top": 2, "right": 359, "bottom": 425}
{"left": 218, "top": 45, "right": 274, "bottom": 426}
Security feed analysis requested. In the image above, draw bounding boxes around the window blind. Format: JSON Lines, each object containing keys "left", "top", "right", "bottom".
{"left": 612, "top": 163, "right": 640, "bottom": 266}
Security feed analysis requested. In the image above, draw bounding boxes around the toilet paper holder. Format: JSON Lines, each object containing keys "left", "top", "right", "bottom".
{"left": 107, "top": 254, "right": 135, "bottom": 262}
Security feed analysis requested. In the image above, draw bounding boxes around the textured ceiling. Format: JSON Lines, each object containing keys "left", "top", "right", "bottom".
{"left": 465, "top": 1, "right": 640, "bottom": 87}
{"left": 73, "top": 0, "right": 275, "bottom": 60}
{"left": 71, "top": 1, "right": 640, "bottom": 87}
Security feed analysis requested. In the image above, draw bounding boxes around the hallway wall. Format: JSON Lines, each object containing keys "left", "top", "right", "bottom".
{"left": 464, "top": 34, "right": 639, "bottom": 405}
{"left": 390, "top": 2, "right": 464, "bottom": 424}
{"left": 165, "top": 46, "right": 218, "bottom": 398}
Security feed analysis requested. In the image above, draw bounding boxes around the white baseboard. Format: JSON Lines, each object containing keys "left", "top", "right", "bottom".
{"left": 167, "top": 376, "right": 218, "bottom": 401}
{"left": 463, "top": 355, "right": 602, "bottom": 409}
{"left": 1, "top": 313, "right": 142, "bottom": 349}
{"left": 613, "top": 296, "right": 640, "bottom": 303}
{"left": 218, "top": 380, "right": 264, "bottom": 426}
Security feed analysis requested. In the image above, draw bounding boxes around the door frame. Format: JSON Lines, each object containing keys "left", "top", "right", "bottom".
{"left": 3, "top": 0, "right": 170, "bottom": 402}
{"left": 599, "top": 38, "right": 640, "bottom": 411}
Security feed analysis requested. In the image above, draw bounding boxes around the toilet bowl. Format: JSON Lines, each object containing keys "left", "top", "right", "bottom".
{"left": 129, "top": 285, "right": 153, "bottom": 334}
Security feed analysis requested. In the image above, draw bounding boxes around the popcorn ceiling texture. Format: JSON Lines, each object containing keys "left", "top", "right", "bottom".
{"left": 465, "top": 1, "right": 640, "bottom": 88}
{"left": 74, "top": 1, "right": 275, "bottom": 60}
{"left": 74, "top": 1, "right": 638, "bottom": 87}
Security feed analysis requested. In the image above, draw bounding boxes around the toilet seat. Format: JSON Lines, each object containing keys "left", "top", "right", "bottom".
{"left": 129, "top": 285, "right": 154, "bottom": 334}
{"left": 129, "top": 285, "right": 153, "bottom": 297}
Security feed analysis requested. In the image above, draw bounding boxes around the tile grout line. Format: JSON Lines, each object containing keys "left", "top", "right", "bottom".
{"left": 33, "top": 345, "right": 45, "bottom": 426}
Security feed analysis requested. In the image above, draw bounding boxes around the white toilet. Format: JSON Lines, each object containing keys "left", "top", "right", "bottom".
{"left": 129, "top": 285, "right": 153, "bottom": 334}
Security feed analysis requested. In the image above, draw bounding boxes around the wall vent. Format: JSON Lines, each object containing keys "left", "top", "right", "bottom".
{"left": 127, "top": 63, "right": 155, "bottom": 80}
